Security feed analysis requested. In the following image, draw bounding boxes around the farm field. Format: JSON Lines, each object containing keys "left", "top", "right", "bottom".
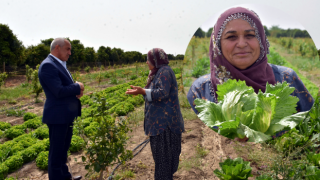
{"left": 0, "top": 37, "right": 320, "bottom": 180}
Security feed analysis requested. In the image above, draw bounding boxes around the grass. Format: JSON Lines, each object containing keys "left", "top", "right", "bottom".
{"left": 127, "top": 105, "right": 145, "bottom": 128}
{"left": 178, "top": 144, "right": 209, "bottom": 171}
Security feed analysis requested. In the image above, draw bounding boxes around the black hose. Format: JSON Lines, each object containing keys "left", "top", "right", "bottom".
{"left": 107, "top": 138, "right": 150, "bottom": 180}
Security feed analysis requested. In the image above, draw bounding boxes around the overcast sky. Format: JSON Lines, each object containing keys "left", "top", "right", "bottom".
{"left": 0, "top": 0, "right": 319, "bottom": 55}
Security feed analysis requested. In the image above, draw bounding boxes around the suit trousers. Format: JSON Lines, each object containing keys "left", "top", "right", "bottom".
{"left": 47, "top": 122, "right": 73, "bottom": 180}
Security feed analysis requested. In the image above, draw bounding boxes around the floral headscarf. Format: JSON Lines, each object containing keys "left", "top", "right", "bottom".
{"left": 145, "top": 48, "right": 169, "bottom": 88}
{"left": 210, "top": 7, "right": 276, "bottom": 98}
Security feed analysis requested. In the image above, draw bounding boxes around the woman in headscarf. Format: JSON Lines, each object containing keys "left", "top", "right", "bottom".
{"left": 126, "top": 48, "right": 184, "bottom": 180}
{"left": 187, "top": 7, "right": 314, "bottom": 138}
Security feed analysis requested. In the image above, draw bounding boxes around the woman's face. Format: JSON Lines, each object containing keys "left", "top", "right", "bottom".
{"left": 146, "top": 60, "right": 155, "bottom": 70}
{"left": 220, "top": 18, "right": 260, "bottom": 70}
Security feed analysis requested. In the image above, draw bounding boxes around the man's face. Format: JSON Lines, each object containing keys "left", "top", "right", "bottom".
{"left": 58, "top": 40, "right": 72, "bottom": 61}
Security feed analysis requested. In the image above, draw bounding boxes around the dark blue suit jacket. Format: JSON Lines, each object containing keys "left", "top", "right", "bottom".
{"left": 38, "top": 55, "right": 81, "bottom": 124}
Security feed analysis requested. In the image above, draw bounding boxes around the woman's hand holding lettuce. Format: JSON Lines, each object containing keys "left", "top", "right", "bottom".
{"left": 194, "top": 79, "right": 308, "bottom": 143}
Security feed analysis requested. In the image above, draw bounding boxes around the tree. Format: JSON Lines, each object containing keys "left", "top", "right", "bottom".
{"left": 84, "top": 47, "right": 96, "bottom": 65}
{"left": 97, "top": 46, "right": 110, "bottom": 67}
{"left": 194, "top": 28, "right": 205, "bottom": 38}
{"left": 0, "top": 24, "right": 24, "bottom": 68}
{"left": 24, "top": 44, "right": 50, "bottom": 66}
{"left": 68, "top": 39, "right": 85, "bottom": 66}
{"left": 175, "top": 54, "right": 184, "bottom": 60}
{"left": 206, "top": 27, "right": 213, "bottom": 38}
{"left": 111, "top": 49, "right": 120, "bottom": 65}
{"left": 40, "top": 38, "right": 54, "bottom": 47}
{"left": 167, "top": 54, "right": 175, "bottom": 60}
{"left": 263, "top": 26, "right": 270, "bottom": 36}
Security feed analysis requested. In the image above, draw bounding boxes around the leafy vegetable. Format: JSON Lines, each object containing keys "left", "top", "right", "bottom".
{"left": 213, "top": 157, "right": 253, "bottom": 180}
{"left": 195, "top": 79, "right": 308, "bottom": 143}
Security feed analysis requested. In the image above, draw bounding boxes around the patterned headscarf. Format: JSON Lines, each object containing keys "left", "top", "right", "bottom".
{"left": 145, "top": 48, "right": 169, "bottom": 88}
{"left": 210, "top": 7, "right": 276, "bottom": 98}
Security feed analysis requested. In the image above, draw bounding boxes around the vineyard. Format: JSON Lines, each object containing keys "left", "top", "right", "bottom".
{"left": 0, "top": 36, "right": 319, "bottom": 179}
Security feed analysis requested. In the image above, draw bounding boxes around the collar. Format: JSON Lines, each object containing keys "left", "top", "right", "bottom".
{"left": 50, "top": 53, "right": 67, "bottom": 69}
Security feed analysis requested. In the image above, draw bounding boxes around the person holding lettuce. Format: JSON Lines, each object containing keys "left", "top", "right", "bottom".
{"left": 187, "top": 7, "right": 314, "bottom": 140}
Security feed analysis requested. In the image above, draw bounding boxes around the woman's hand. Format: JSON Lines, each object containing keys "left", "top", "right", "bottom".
{"left": 125, "top": 85, "right": 146, "bottom": 95}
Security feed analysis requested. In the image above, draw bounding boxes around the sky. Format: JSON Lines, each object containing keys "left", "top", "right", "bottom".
{"left": 0, "top": 0, "right": 319, "bottom": 55}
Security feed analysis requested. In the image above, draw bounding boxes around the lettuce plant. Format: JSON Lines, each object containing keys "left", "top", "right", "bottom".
{"left": 195, "top": 79, "right": 308, "bottom": 143}
{"left": 214, "top": 157, "right": 253, "bottom": 180}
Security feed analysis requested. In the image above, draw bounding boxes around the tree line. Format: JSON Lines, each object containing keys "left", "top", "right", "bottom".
{"left": 193, "top": 25, "right": 312, "bottom": 39}
{"left": 0, "top": 24, "right": 184, "bottom": 70}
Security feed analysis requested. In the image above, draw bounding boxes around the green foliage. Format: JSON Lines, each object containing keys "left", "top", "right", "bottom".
{"left": 0, "top": 122, "right": 11, "bottom": 131}
{"left": 267, "top": 49, "right": 286, "bottom": 66}
{"left": 4, "top": 127, "right": 25, "bottom": 139}
{"left": 74, "top": 94, "right": 133, "bottom": 179}
{"left": 5, "top": 109, "right": 25, "bottom": 117}
{"left": 0, "top": 24, "right": 24, "bottom": 66}
{"left": 0, "top": 72, "right": 8, "bottom": 91}
{"left": 31, "top": 64, "right": 43, "bottom": 102}
{"left": 84, "top": 66, "right": 91, "bottom": 73}
{"left": 195, "top": 79, "right": 308, "bottom": 143}
{"left": 213, "top": 157, "right": 253, "bottom": 180}
{"left": 24, "top": 118, "right": 42, "bottom": 129}
{"left": 255, "top": 175, "right": 274, "bottom": 180}
{"left": 130, "top": 74, "right": 138, "bottom": 80}
{"left": 33, "top": 125, "right": 49, "bottom": 139}
{"left": 23, "top": 112, "right": 37, "bottom": 121}
{"left": 36, "top": 151, "right": 49, "bottom": 170}
{"left": 0, "top": 164, "right": 9, "bottom": 180}
{"left": 3, "top": 154, "right": 24, "bottom": 173}
{"left": 24, "top": 44, "right": 50, "bottom": 66}
{"left": 191, "top": 57, "right": 210, "bottom": 78}
{"left": 69, "top": 135, "right": 85, "bottom": 152}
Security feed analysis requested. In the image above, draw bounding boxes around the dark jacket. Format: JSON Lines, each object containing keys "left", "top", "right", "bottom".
{"left": 144, "top": 66, "right": 185, "bottom": 136}
{"left": 38, "top": 55, "right": 81, "bottom": 124}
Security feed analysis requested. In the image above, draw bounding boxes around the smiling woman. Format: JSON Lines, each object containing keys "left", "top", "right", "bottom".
{"left": 220, "top": 19, "right": 260, "bottom": 70}
{"left": 187, "top": 7, "right": 315, "bottom": 140}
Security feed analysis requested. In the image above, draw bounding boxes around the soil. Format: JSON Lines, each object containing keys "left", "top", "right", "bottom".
{"left": 5, "top": 113, "right": 261, "bottom": 180}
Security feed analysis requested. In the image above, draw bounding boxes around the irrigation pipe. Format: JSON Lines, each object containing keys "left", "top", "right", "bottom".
{"left": 107, "top": 138, "right": 150, "bottom": 180}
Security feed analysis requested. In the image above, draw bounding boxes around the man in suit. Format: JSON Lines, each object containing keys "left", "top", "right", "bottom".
{"left": 38, "top": 38, "right": 83, "bottom": 180}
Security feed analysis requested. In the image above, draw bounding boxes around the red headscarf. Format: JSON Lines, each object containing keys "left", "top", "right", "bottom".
{"left": 210, "top": 7, "right": 276, "bottom": 95}
{"left": 145, "top": 48, "right": 169, "bottom": 88}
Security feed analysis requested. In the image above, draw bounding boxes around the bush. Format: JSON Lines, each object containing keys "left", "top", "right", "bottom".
{"left": 9, "top": 143, "right": 24, "bottom": 156}
{"left": 0, "top": 122, "right": 11, "bottom": 131}
{"left": 191, "top": 57, "right": 210, "bottom": 78}
{"left": 130, "top": 74, "right": 138, "bottom": 80}
{"left": 19, "top": 147, "right": 39, "bottom": 163}
{"left": 0, "top": 164, "right": 9, "bottom": 180}
{"left": 84, "top": 122, "right": 99, "bottom": 136}
{"left": 24, "top": 118, "right": 42, "bottom": 129}
{"left": 69, "top": 135, "right": 85, "bottom": 152}
{"left": 23, "top": 112, "right": 37, "bottom": 121}
{"left": 3, "top": 154, "right": 24, "bottom": 173}
{"left": 172, "top": 68, "right": 181, "bottom": 74}
{"left": 5, "top": 128, "right": 25, "bottom": 139}
{"left": 33, "top": 125, "right": 49, "bottom": 139}
{"left": 36, "top": 151, "right": 49, "bottom": 170}
{"left": 84, "top": 66, "right": 91, "bottom": 73}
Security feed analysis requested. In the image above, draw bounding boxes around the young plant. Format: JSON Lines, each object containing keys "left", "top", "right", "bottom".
{"left": 214, "top": 157, "right": 253, "bottom": 180}
{"left": 74, "top": 94, "right": 133, "bottom": 180}
{"left": 25, "top": 65, "right": 33, "bottom": 83}
{"left": 96, "top": 71, "right": 103, "bottom": 86}
{"left": 0, "top": 72, "right": 8, "bottom": 91}
{"left": 123, "top": 70, "right": 132, "bottom": 80}
{"left": 84, "top": 66, "right": 91, "bottom": 73}
{"left": 31, "top": 65, "right": 43, "bottom": 103}
{"left": 72, "top": 71, "right": 81, "bottom": 82}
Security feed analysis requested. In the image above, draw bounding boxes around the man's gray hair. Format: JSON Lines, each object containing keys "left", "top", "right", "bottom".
{"left": 50, "top": 38, "right": 67, "bottom": 51}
